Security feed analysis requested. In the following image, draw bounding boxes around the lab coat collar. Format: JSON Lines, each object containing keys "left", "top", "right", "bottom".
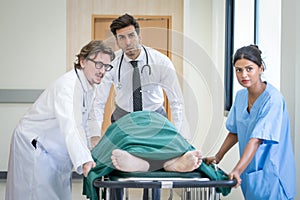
{"left": 76, "top": 69, "right": 95, "bottom": 92}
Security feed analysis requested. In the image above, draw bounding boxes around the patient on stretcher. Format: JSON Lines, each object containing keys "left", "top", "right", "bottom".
{"left": 90, "top": 110, "right": 203, "bottom": 173}
{"left": 83, "top": 111, "right": 232, "bottom": 200}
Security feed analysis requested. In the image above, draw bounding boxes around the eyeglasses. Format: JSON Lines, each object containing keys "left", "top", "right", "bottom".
{"left": 87, "top": 58, "right": 113, "bottom": 71}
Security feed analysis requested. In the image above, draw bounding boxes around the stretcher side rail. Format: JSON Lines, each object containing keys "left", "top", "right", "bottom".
{"left": 93, "top": 179, "right": 237, "bottom": 189}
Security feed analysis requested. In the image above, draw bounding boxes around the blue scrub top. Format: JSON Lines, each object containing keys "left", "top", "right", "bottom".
{"left": 226, "top": 82, "right": 296, "bottom": 200}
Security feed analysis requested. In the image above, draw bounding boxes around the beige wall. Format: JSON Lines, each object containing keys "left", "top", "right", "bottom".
{"left": 0, "top": 0, "right": 66, "bottom": 89}
{"left": 0, "top": 0, "right": 66, "bottom": 172}
{"left": 281, "top": 1, "right": 300, "bottom": 199}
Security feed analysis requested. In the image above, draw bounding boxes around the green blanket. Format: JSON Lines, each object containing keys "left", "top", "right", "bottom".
{"left": 83, "top": 111, "right": 231, "bottom": 199}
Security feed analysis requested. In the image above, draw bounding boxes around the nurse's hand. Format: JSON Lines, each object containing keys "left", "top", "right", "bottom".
{"left": 229, "top": 170, "right": 242, "bottom": 188}
{"left": 83, "top": 161, "right": 96, "bottom": 177}
{"left": 204, "top": 155, "right": 221, "bottom": 165}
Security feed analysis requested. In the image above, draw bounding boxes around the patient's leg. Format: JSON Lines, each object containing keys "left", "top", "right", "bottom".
{"left": 111, "top": 149, "right": 150, "bottom": 172}
{"left": 163, "top": 150, "right": 202, "bottom": 172}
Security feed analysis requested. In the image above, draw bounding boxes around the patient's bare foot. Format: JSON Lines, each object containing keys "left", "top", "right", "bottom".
{"left": 111, "top": 149, "right": 150, "bottom": 172}
{"left": 163, "top": 150, "right": 202, "bottom": 172}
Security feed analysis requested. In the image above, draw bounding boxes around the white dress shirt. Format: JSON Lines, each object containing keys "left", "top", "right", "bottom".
{"left": 93, "top": 46, "right": 184, "bottom": 133}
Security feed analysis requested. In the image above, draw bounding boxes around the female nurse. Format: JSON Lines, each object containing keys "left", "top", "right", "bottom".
{"left": 206, "top": 45, "right": 296, "bottom": 199}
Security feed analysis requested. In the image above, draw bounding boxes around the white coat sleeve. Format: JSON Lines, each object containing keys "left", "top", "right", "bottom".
{"left": 54, "top": 82, "right": 93, "bottom": 174}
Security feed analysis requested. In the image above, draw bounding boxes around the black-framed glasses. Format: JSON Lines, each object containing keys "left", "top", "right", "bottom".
{"left": 87, "top": 58, "right": 113, "bottom": 71}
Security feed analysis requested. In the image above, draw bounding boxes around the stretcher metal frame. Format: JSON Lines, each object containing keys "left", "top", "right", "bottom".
{"left": 93, "top": 171, "right": 236, "bottom": 200}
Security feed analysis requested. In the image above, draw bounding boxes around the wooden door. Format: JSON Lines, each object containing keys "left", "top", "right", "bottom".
{"left": 92, "top": 15, "right": 172, "bottom": 134}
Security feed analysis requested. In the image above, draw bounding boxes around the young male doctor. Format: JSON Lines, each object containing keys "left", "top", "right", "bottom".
{"left": 5, "top": 40, "right": 115, "bottom": 200}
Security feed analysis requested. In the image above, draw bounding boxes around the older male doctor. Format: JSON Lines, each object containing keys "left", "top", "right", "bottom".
{"left": 5, "top": 40, "right": 115, "bottom": 200}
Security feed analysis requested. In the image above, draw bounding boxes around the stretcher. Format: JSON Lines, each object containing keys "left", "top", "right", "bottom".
{"left": 84, "top": 112, "right": 236, "bottom": 200}
{"left": 93, "top": 170, "right": 237, "bottom": 200}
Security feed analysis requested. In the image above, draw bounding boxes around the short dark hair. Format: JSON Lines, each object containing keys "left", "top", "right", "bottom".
{"left": 74, "top": 40, "right": 115, "bottom": 69}
{"left": 110, "top": 13, "right": 140, "bottom": 37}
{"left": 233, "top": 45, "right": 264, "bottom": 69}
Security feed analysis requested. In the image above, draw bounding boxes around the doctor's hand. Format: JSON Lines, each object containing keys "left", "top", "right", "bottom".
{"left": 83, "top": 161, "right": 96, "bottom": 177}
{"left": 90, "top": 136, "right": 101, "bottom": 149}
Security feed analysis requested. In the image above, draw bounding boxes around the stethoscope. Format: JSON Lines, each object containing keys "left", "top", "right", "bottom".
{"left": 75, "top": 67, "right": 91, "bottom": 149}
{"left": 75, "top": 67, "right": 87, "bottom": 108}
{"left": 117, "top": 45, "right": 151, "bottom": 89}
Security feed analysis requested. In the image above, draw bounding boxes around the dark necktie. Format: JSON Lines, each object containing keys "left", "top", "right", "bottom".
{"left": 130, "top": 60, "right": 143, "bottom": 111}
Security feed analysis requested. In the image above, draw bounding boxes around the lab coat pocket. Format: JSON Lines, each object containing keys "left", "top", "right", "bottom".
{"left": 245, "top": 169, "right": 278, "bottom": 200}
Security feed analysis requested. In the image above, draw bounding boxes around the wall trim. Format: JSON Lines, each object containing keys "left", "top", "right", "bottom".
{"left": 0, "top": 171, "right": 83, "bottom": 180}
{"left": 0, "top": 89, "right": 43, "bottom": 103}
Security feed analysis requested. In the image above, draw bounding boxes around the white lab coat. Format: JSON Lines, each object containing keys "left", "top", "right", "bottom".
{"left": 5, "top": 69, "right": 98, "bottom": 200}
